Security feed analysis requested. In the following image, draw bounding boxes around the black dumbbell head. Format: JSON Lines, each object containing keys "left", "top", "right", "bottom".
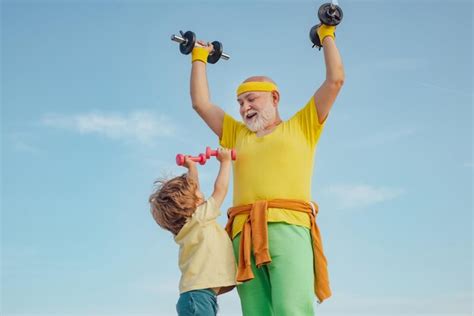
{"left": 207, "top": 41, "right": 223, "bottom": 64}
{"left": 309, "top": 24, "right": 322, "bottom": 49}
{"left": 180, "top": 31, "right": 196, "bottom": 55}
{"left": 318, "top": 3, "right": 343, "bottom": 26}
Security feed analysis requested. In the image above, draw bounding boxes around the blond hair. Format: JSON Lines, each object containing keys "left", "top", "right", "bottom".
{"left": 149, "top": 174, "right": 199, "bottom": 235}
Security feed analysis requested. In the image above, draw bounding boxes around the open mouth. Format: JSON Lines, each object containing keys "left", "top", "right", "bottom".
{"left": 246, "top": 112, "right": 257, "bottom": 120}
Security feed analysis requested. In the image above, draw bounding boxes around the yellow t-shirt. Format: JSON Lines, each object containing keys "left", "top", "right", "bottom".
{"left": 220, "top": 97, "right": 325, "bottom": 238}
{"left": 174, "top": 197, "right": 237, "bottom": 294}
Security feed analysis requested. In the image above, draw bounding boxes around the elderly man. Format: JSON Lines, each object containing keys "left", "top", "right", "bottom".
{"left": 189, "top": 24, "right": 344, "bottom": 315}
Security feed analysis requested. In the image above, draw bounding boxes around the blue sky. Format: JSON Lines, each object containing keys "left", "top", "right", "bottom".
{"left": 1, "top": 0, "right": 472, "bottom": 315}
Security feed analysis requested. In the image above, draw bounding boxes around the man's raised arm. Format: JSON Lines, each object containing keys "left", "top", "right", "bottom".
{"left": 190, "top": 41, "right": 225, "bottom": 138}
{"left": 313, "top": 25, "right": 345, "bottom": 124}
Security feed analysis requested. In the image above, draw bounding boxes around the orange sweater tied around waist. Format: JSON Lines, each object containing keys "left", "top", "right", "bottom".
{"left": 225, "top": 199, "right": 331, "bottom": 303}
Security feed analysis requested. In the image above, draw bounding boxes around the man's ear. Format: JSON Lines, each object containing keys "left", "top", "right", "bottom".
{"left": 272, "top": 90, "right": 280, "bottom": 106}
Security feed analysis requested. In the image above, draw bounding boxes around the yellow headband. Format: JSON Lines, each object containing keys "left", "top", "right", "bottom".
{"left": 236, "top": 81, "right": 279, "bottom": 96}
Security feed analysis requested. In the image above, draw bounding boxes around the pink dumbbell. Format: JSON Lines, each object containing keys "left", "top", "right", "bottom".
{"left": 205, "top": 146, "right": 237, "bottom": 161}
{"left": 175, "top": 153, "right": 207, "bottom": 166}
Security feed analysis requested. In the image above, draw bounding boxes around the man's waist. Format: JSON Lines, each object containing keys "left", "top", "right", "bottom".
{"left": 228, "top": 199, "right": 317, "bottom": 216}
{"left": 228, "top": 199, "right": 318, "bottom": 239}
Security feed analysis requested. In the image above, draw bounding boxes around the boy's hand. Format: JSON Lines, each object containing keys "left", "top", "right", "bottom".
{"left": 183, "top": 156, "right": 196, "bottom": 169}
{"left": 216, "top": 148, "right": 231, "bottom": 163}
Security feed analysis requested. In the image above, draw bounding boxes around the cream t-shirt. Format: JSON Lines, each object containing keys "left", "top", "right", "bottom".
{"left": 174, "top": 197, "right": 237, "bottom": 295}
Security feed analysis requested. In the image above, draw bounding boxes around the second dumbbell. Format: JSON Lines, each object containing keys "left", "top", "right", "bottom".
{"left": 205, "top": 146, "right": 236, "bottom": 161}
{"left": 309, "top": 2, "right": 343, "bottom": 50}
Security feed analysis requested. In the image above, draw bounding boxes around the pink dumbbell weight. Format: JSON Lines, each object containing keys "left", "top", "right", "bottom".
{"left": 205, "top": 146, "right": 237, "bottom": 161}
{"left": 175, "top": 153, "right": 207, "bottom": 166}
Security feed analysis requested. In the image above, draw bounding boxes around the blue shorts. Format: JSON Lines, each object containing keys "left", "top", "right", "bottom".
{"left": 176, "top": 289, "right": 218, "bottom": 316}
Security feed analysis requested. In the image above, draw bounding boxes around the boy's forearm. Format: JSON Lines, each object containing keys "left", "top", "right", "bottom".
{"left": 214, "top": 161, "right": 230, "bottom": 194}
{"left": 322, "top": 38, "right": 345, "bottom": 84}
{"left": 190, "top": 62, "right": 211, "bottom": 108}
{"left": 187, "top": 165, "right": 200, "bottom": 188}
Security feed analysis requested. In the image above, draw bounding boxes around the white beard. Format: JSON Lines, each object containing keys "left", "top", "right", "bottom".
{"left": 244, "top": 104, "right": 277, "bottom": 132}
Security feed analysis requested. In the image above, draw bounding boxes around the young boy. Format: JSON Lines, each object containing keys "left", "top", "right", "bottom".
{"left": 149, "top": 148, "right": 237, "bottom": 316}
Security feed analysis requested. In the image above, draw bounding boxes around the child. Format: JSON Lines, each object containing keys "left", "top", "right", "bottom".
{"left": 149, "top": 148, "right": 237, "bottom": 316}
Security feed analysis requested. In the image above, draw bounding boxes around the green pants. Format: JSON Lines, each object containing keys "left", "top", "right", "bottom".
{"left": 233, "top": 223, "right": 315, "bottom": 316}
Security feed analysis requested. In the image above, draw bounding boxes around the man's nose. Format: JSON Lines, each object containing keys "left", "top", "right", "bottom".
{"left": 241, "top": 102, "right": 250, "bottom": 112}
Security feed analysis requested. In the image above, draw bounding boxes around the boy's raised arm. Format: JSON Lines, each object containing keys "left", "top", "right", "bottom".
{"left": 211, "top": 148, "right": 231, "bottom": 208}
{"left": 183, "top": 157, "right": 200, "bottom": 190}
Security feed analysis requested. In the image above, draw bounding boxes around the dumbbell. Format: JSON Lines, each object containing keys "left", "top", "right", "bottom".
{"left": 175, "top": 153, "right": 207, "bottom": 166}
{"left": 205, "top": 147, "right": 237, "bottom": 161}
{"left": 309, "top": 2, "right": 343, "bottom": 50}
{"left": 170, "top": 30, "right": 230, "bottom": 64}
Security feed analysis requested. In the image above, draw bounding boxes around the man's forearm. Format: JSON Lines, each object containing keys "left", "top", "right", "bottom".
{"left": 322, "top": 38, "right": 345, "bottom": 84}
{"left": 190, "top": 62, "right": 211, "bottom": 108}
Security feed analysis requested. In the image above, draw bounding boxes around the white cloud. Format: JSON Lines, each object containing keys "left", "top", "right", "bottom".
{"left": 41, "top": 111, "right": 175, "bottom": 145}
{"left": 322, "top": 184, "right": 403, "bottom": 210}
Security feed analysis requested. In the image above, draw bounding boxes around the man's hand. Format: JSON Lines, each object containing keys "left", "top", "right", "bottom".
{"left": 317, "top": 24, "right": 336, "bottom": 44}
{"left": 196, "top": 40, "right": 214, "bottom": 54}
{"left": 216, "top": 148, "right": 232, "bottom": 163}
{"left": 192, "top": 40, "right": 214, "bottom": 64}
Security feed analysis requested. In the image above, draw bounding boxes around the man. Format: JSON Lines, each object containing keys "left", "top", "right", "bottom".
{"left": 189, "top": 24, "right": 344, "bottom": 315}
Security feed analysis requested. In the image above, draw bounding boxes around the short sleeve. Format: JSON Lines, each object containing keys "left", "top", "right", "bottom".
{"left": 219, "top": 113, "right": 243, "bottom": 149}
{"left": 289, "top": 97, "right": 326, "bottom": 147}
{"left": 193, "top": 197, "right": 221, "bottom": 222}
